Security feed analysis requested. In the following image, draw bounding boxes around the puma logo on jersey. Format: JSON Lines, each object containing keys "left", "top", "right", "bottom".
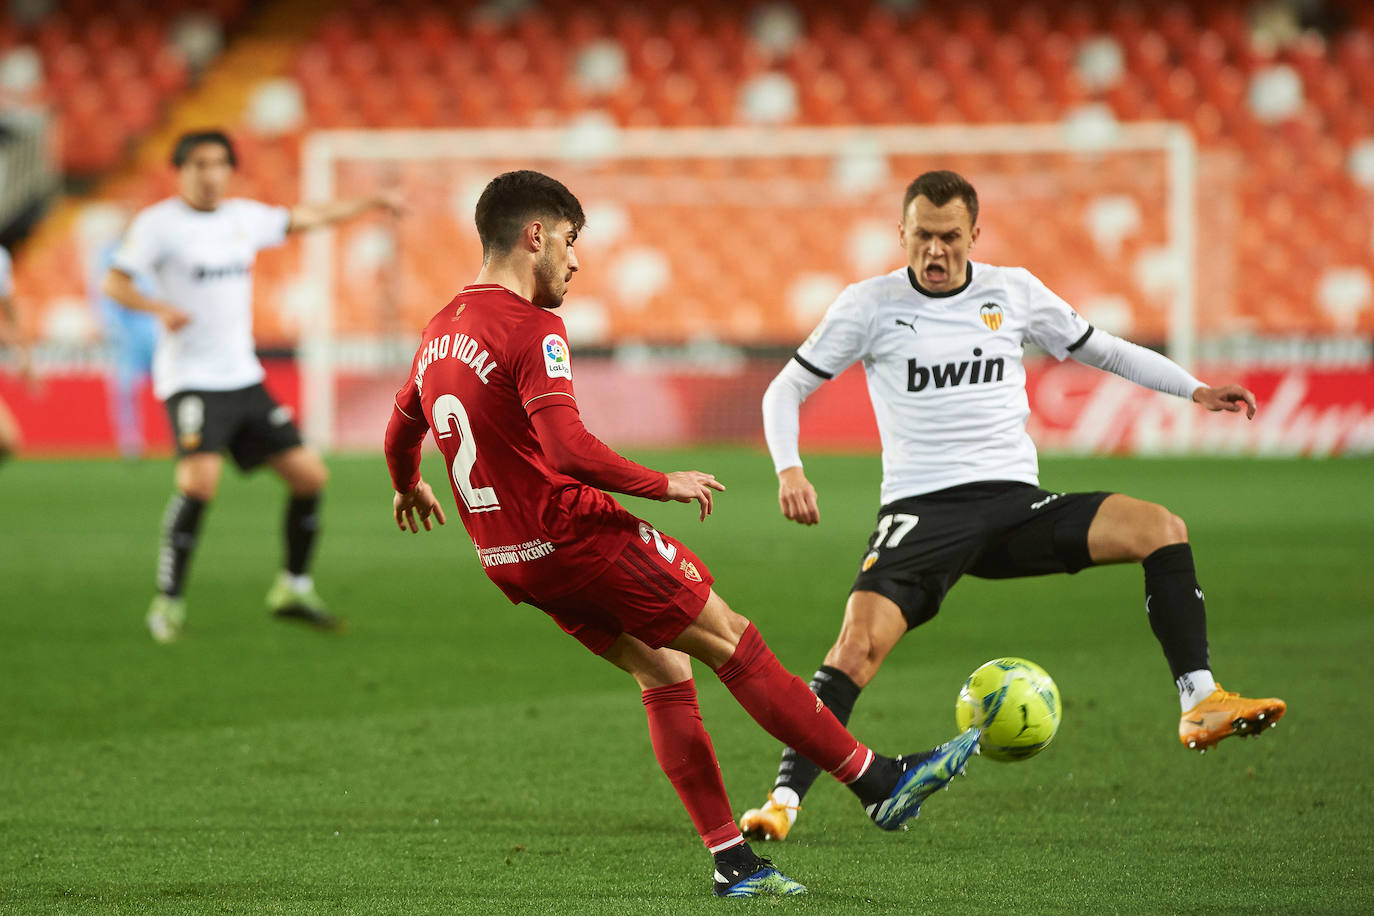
{"left": 895, "top": 316, "right": 918, "bottom": 335}
{"left": 907, "top": 347, "right": 1004, "bottom": 392}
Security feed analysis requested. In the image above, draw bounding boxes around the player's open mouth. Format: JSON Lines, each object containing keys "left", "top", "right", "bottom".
{"left": 924, "top": 265, "right": 947, "bottom": 283}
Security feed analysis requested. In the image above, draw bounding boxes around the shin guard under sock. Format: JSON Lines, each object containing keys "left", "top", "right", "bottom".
{"left": 642, "top": 679, "right": 740, "bottom": 851}
{"left": 1143, "top": 543, "right": 1211, "bottom": 685}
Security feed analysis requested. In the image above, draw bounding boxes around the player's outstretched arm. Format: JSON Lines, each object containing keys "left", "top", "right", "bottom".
{"left": 1192, "top": 384, "right": 1258, "bottom": 419}
{"left": 287, "top": 189, "right": 403, "bottom": 233}
{"left": 664, "top": 470, "right": 726, "bottom": 522}
{"left": 100, "top": 268, "right": 189, "bottom": 330}
{"left": 777, "top": 465, "right": 820, "bottom": 525}
{"left": 530, "top": 402, "right": 672, "bottom": 494}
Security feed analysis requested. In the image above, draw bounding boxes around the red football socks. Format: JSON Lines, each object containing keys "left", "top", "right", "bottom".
{"left": 641, "top": 679, "right": 743, "bottom": 852}
{"left": 715, "top": 623, "right": 874, "bottom": 784}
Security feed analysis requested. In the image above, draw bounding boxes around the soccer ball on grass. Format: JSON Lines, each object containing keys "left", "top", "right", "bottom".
{"left": 955, "top": 657, "right": 1061, "bottom": 761}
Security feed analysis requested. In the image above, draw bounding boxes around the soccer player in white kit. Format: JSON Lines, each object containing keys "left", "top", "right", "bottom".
{"left": 101, "top": 130, "right": 401, "bottom": 642}
{"left": 0, "top": 244, "right": 31, "bottom": 460}
{"left": 739, "top": 170, "right": 1287, "bottom": 842}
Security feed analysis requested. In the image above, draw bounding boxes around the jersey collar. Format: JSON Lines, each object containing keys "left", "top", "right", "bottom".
{"left": 906, "top": 263, "right": 973, "bottom": 299}
{"left": 462, "top": 283, "right": 533, "bottom": 305}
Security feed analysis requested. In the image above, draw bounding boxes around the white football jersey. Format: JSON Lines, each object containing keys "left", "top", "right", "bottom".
{"left": 113, "top": 197, "right": 289, "bottom": 399}
{"left": 0, "top": 245, "right": 12, "bottom": 298}
{"left": 795, "top": 262, "right": 1091, "bottom": 504}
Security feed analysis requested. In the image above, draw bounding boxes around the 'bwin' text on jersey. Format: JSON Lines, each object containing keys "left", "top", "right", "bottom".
{"left": 415, "top": 331, "right": 499, "bottom": 390}
{"left": 907, "top": 347, "right": 1005, "bottom": 392}
{"left": 795, "top": 262, "right": 1090, "bottom": 502}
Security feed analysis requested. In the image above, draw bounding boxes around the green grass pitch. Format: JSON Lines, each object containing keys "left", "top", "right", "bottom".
{"left": 2, "top": 451, "right": 1370, "bottom": 913}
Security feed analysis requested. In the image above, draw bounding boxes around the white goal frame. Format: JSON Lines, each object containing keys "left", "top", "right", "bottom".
{"left": 299, "top": 123, "right": 1197, "bottom": 450}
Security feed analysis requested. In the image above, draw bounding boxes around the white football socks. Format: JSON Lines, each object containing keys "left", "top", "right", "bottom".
{"left": 1177, "top": 669, "right": 1218, "bottom": 712}
{"left": 288, "top": 573, "right": 314, "bottom": 593}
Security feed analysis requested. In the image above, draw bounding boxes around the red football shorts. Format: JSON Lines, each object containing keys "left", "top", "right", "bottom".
{"left": 532, "top": 520, "right": 714, "bottom": 655}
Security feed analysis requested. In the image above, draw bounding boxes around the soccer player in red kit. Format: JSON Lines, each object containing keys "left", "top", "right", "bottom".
{"left": 383, "top": 170, "right": 979, "bottom": 898}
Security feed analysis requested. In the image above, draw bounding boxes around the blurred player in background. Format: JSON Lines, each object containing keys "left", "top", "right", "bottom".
{"left": 90, "top": 228, "right": 158, "bottom": 459}
{"left": 384, "top": 170, "right": 980, "bottom": 899}
{"left": 740, "top": 169, "right": 1288, "bottom": 843}
{"left": 101, "top": 129, "right": 401, "bottom": 643}
{"left": 0, "top": 243, "right": 32, "bottom": 461}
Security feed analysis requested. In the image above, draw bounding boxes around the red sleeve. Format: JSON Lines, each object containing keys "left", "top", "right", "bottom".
{"left": 508, "top": 311, "right": 578, "bottom": 417}
{"left": 384, "top": 403, "right": 428, "bottom": 492}
{"left": 531, "top": 403, "right": 668, "bottom": 499}
{"left": 384, "top": 346, "right": 429, "bottom": 492}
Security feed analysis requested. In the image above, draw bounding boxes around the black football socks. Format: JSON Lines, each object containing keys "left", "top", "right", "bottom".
{"left": 1143, "top": 543, "right": 1211, "bottom": 684}
{"left": 284, "top": 493, "right": 321, "bottom": 576}
{"left": 157, "top": 492, "right": 206, "bottom": 597}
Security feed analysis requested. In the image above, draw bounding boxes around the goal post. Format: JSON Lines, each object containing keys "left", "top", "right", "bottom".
{"left": 298, "top": 123, "right": 1197, "bottom": 451}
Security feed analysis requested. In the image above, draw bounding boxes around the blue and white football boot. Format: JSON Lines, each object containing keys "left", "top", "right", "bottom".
{"left": 712, "top": 855, "right": 807, "bottom": 898}
{"left": 867, "top": 728, "right": 981, "bottom": 831}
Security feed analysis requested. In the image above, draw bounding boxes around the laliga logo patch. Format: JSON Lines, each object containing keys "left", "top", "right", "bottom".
{"left": 861, "top": 550, "right": 880, "bottom": 572}
{"left": 979, "top": 303, "right": 1004, "bottom": 331}
{"left": 680, "top": 559, "right": 702, "bottom": 582}
{"left": 542, "top": 334, "right": 572, "bottom": 379}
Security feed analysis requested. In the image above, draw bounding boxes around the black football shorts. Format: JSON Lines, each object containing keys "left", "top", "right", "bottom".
{"left": 164, "top": 383, "right": 304, "bottom": 470}
{"left": 850, "top": 481, "right": 1112, "bottom": 629}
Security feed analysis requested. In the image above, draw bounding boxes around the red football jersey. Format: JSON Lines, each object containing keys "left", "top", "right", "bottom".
{"left": 394, "top": 285, "right": 637, "bottom": 603}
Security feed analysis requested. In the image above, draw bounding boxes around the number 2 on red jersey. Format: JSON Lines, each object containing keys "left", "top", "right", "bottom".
{"left": 431, "top": 393, "right": 500, "bottom": 512}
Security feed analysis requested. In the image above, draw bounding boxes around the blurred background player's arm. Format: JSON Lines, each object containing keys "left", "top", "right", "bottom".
{"left": 286, "top": 189, "right": 403, "bottom": 234}
{"left": 0, "top": 265, "right": 34, "bottom": 384}
{"left": 100, "top": 268, "right": 189, "bottom": 331}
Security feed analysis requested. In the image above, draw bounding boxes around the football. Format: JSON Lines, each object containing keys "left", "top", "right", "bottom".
{"left": 955, "top": 657, "right": 1062, "bottom": 762}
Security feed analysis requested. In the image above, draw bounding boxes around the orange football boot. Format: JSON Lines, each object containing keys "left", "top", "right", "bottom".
{"left": 1179, "top": 686, "right": 1287, "bottom": 752}
{"left": 739, "top": 794, "right": 799, "bottom": 842}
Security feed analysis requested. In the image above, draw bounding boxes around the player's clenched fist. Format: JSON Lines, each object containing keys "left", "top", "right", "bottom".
{"left": 777, "top": 466, "right": 819, "bottom": 526}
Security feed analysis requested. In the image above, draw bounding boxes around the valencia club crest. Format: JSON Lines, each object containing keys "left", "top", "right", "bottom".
{"left": 979, "top": 303, "right": 1004, "bottom": 331}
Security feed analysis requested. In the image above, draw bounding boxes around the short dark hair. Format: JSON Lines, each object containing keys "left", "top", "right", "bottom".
{"left": 474, "top": 170, "right": 585, "bottom": 258}
{"left": 902, "top": 170, "right": 978, "bottom": 226}
{"left": 171, "top": 130, "right": 237, "bottom": 169}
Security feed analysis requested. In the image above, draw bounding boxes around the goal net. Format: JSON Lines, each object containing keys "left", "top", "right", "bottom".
{"left": 296, "top": 123, "right": 1199, "bottom": 451}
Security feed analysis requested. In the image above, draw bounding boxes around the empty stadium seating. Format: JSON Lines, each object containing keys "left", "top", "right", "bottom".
{"left": 7, "top": 0, "right": 1374, "bottom": 344}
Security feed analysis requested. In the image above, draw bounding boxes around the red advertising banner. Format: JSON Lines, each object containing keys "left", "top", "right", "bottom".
{"left": 3, "top": 358, "right": 1372, "bottom": 456}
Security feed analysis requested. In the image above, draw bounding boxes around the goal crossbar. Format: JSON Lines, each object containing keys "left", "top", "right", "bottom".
{"left": 299, "top": 123, "right": 1196, "bottom": 450}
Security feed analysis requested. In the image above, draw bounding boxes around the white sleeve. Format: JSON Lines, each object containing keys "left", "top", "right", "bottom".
{"left": 1071, "top": 328, "right": 1205, "bottom": 399}
{"left": 1019, "top": 269, "right": 1092, "bottom": 360}
{"left": 0, "top": 247, "right": 12, "bottom": 297}
{"left": 793, "top": 285, "right": 872, "bottom": 380}
{"left": 762, "top": 358, "right": 827, "bottom": 473}
{"left": 111, "top": 208, "right": 164, "bottom": 277}
{"left": 237, "top": 199, "right": 291, "bottom": 251}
